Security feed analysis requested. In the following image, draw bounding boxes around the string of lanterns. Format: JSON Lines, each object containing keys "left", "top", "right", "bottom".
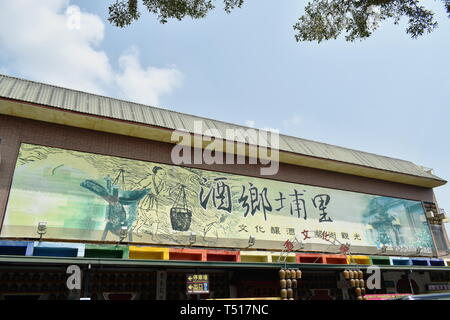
{"left": 279, "top": 269, "right": 302, "bottom": 300}
{"left": 342, "top": 269, "right": 367, "bottom": 300}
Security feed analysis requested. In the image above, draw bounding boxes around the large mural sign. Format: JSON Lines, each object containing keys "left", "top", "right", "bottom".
{"left": 0, "top": 144, "right": 434, "bottom": 254}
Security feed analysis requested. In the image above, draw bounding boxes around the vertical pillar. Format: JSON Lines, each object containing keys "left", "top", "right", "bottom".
{"left": 228, "top": 271, "right": 237, "bottom": 298}
{"left": 421, "top": 202, "right": 439, "bottom": 257}
{"left": 339, "top": 272, "right": 350, "bottom": 300}
{"left": 432, "top": 194, "right": 450, "bottom": 253}
{"left": 156, "top": 270, "right": 167, "bottom": 300}
{"left": 406, "top": 270, "right": 415, "bottom": 294}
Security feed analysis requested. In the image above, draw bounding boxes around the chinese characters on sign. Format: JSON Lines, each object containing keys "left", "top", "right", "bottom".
{"left": 236, "top": 222, "right": 366, "bottom": 244}
{"left": 186, "top": 274, "right": 209, "bottom": 294}
{"left": 200, "top": 178, "right": 232, "bottom": 213}
{"left": 238, "top": 183, "right": 272, "bottom": 221}
{"left": 201, "top": 178, "right": 334, "bottom": 223}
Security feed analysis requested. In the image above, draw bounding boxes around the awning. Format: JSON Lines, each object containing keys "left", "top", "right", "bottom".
{"left": 0, "top": 255, "right": 448, "bottom": 271}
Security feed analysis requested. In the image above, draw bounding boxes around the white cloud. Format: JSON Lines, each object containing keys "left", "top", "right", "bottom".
{"left": 0, "top": 0, "right": 182, "bottom": 106}
{"left": 115, "top": 47, "right": 182, "bottom": 106}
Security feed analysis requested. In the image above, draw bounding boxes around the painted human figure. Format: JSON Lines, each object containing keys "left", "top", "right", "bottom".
{"left": 80, "top": 177, "right": 148, "bottom": 241}
{"left": 134, "top": 166, "right": 167, "bottom": 239}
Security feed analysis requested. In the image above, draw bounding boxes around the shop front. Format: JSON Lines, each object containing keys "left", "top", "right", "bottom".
{"left": 0, "top": 74, "right": 448, "bottom": 300}
{"left": 0, "top": 254, "right": 449, "bottom": 300}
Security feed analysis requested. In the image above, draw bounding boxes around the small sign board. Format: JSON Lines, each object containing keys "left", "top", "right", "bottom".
{"left": 186, "top": 274, "right": 209, "bottom": 294}
{"left": 427, "top": 284, "right": 450, "bottom": 291}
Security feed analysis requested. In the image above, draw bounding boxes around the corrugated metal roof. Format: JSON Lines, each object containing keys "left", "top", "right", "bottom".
{"left": 0, "top": 74, "right": 445, "bottom": 182}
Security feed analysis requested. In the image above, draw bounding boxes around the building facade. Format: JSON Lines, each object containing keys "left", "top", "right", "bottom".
{"left": 0, "top": 74, "right": 448, "bottom": 300}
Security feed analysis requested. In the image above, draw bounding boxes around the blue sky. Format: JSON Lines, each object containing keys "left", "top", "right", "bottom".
{"left": 1, "top": 1, "right": 449, "bottom": 236}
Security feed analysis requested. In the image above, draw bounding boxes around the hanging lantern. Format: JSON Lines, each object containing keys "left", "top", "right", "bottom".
{"left": 280, "top": 279, "right": 287, "bottom": 289}
{"left": 348, "top": 270, "right": 354, "bottom": 279}
{"left": 285, "top": 269, "right": 291, "bottom": 279}
{"left": 343, "top": 270, "right": 349, "bottom": 280}
{"left": 355, "top": 288, "right": 362, "bottom": 296}
{"left": 286, "top": 279, "right": 292, "bottom": 288}
{"left": 280, "top": 289, "right": 287, "bottom": 299}
{"left": 292, "top": 279, "right": 298, "bottom": 289}
{"left": 359, "top": 279, "right": 365, "bottom": 288}
{"left": 290, "top": 269, "right": 295, "bottom": 278}
{"left": 296, "top": 269, "right": 302, "bottom": 279}
{"left": 350, "top": 279, "right": 356, "bottom": 287}
{"left": 287, "top": 288, "right": 293, "bottom": 299}
{"left": 279, "top": 269, "right": 286, "bottom": 279}
{"left": 358, "top": 270, "right": 363, "bottom": 279}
